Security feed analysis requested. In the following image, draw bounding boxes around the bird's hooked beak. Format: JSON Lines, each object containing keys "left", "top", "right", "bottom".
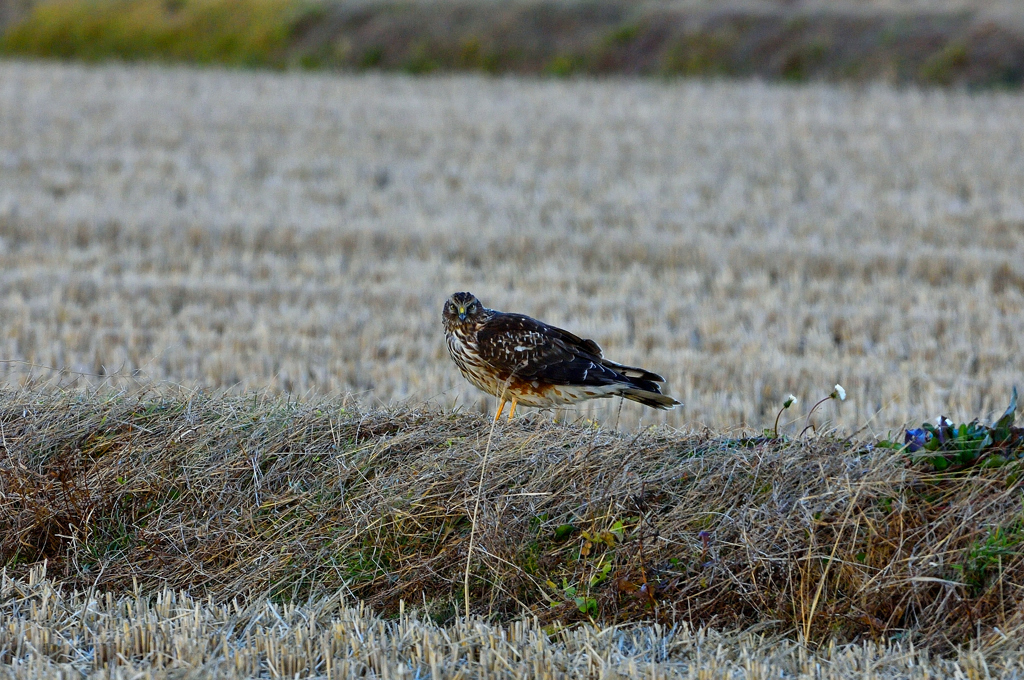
{"left": 458, "top": 306, "right": 467, "bottom": 321}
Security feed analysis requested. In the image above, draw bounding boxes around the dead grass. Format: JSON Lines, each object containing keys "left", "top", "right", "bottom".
{"left": 1, "top": 387, "right": 1022, "bottom": 654}
{"left": 1, "top": 63, "right": 1023, "bottom": 433}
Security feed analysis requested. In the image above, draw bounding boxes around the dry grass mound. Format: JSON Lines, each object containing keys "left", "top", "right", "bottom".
{"left": 1, "top": 387, "right": 1022, "bottom": 650}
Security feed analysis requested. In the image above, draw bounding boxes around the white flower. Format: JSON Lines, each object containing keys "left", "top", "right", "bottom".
{"left": 783, "top": 394, "right": 797, "bottom": 408}
{"left": 834, "top": 384, "right": 846, "bottom": 401}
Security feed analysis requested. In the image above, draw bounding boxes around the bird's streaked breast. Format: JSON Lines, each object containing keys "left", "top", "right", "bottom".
{"left": 445, "top": 326, "right": 500, "bottom": 395}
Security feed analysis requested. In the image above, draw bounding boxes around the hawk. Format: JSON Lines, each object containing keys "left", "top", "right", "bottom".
{"left": 443, "top": 292, "right": 681, "bottom": 421}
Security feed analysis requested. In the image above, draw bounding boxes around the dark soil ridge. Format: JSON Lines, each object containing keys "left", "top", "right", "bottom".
{"left": 3, "top": 0, "right": 1024, "bottom": 86}
{"left": 290, "top": 2, "right": 1024, "bottom": 86}
{"left": 0, "top": 387, "right": 1022, "bottom": 648}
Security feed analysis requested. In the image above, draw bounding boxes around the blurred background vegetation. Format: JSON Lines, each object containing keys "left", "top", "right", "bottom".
{"left": 1, "top": 0, "right": 1023, "bottom": 86}
{"left": 0, "top": 0, "right": 303, "bottom": 66}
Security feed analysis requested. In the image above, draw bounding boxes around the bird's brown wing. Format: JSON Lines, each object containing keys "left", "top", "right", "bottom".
{"left": 476, "top": 313, "right": 644, "bottom": 387}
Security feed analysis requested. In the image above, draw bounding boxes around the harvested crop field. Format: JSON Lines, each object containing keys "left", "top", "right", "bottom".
{"left": 2, "top": 61, "right": 1023, "bottom": 433}
{"left": 2, "top": 570, "right": 1023, "bottom": 680}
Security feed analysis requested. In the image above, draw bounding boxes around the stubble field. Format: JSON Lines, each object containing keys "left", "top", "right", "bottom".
{"left": 2, "top": 61, "right": 1023, "bottom": 433}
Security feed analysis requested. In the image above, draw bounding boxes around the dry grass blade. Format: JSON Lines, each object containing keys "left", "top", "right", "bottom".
{"left": 464, "top": 402, "right": 501, "bottom": 620}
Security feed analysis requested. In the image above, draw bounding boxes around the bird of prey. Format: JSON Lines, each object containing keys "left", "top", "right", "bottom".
{"left": 442, "top": 292, "right": 681, "bottom": 421}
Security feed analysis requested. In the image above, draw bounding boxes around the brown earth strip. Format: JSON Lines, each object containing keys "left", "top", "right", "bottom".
{"left": 288, "top": 3, "right": 1024, "bottom": 86}
{"left": 2, "top": 0, "right": 1024, "bottom": 86}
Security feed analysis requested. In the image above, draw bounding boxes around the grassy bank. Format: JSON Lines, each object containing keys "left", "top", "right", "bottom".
{"left": 1, "top": 388, "right": 1022, "bottom": 651}
{"left": 2, "top": 0, "right": 1024, "bottom": 86}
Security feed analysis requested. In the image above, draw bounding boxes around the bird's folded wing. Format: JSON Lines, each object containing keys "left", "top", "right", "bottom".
{"left": 476, "top": 314, "right": 621, "bottom": 386}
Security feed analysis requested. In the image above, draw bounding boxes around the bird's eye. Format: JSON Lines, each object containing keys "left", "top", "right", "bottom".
{"left": 468, "top": 304, "right": 475, "bottom": 313}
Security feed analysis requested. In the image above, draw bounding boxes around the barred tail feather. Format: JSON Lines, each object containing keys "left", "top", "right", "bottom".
{"left": 601, "top": 360, "right": 665, "bottom": 383}
{"left": 620, "top": 388, "right": 681, "bottom": 410}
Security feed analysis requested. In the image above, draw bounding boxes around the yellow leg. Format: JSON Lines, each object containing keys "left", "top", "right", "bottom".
{"left": 507, "top": 397, "right": 518, "bottom": 421}
{"left": 494, "top": 398, "right": 506, "bottom": 422}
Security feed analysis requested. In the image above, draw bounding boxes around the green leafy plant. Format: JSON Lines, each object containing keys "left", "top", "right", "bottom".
{"left": 890, "top": 388, "right": 1022, "bottom": 471}
{"left": 951, "top": 520, "right": 1024, "bottom": 595}
{"left": 552, "top": 563, "right": 611, "bottom": 617}
{"left": 558, "top": 577, "right": 597, "bottom": 616}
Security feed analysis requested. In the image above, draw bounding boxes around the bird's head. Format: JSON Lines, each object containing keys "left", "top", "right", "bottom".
{"left": 443, "top": 291, "right": 486, "bottom": 330}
